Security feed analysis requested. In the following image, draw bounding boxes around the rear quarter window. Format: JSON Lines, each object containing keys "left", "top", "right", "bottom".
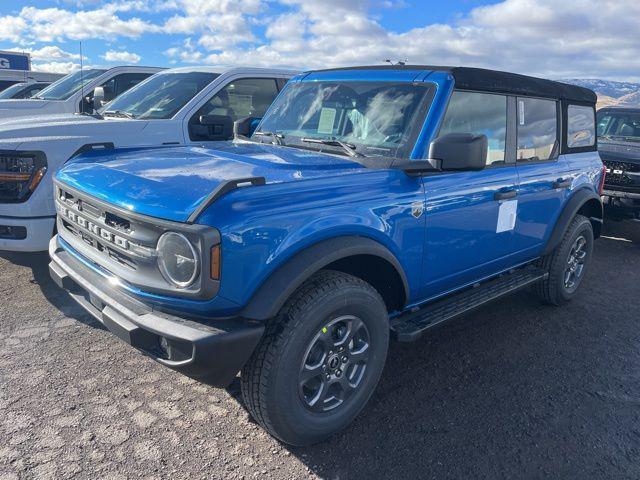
{"left": 567, "top": 105, "right": 595, "bottom": 148}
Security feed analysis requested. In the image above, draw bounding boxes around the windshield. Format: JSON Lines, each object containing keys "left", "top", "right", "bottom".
{"left": 101, "top": 71, "right": 219, "bottom": 120}
{"left": 256, "top": 81, "right": 434, "bottom": 159}
{"left": 598, "top": 111, "right": 640, "bottom": 143}
{"left": 35, "top": 69, "right": 106, "bottom": 101}
{"left": 0, "top": 83, "right": 28, "bottom": 99}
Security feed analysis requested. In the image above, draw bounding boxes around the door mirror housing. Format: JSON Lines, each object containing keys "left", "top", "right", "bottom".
{"left": 233, "top": 116, "right": 261, "bottom": 138}
{"left": 195, "top": 114, "right": 234, "bottom": 141}
{"left": 429, "top": 133, "right": 487, "bottom": 171}
{"left": 91, "top": 86, "right": 105, "bottom": 110}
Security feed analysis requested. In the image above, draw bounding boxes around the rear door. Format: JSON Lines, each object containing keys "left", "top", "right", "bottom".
{"left": 420, "top": 90, "right": 519, "bottom": 299}
{"left": 512, "top": 97, "right": 565, "bottom": 260}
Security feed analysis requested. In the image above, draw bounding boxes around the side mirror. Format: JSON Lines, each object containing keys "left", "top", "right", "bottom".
{"left": 92, "top": 86, "right": 105, "bottom": 110}
{"left": 196, "top": 114, "right": 233, "bottom": 141}
{"left": 233, "top": 116, "right": 261, "bottom": 137}
{"left": 429, "top": 133, "right": 487, "bottom": 171}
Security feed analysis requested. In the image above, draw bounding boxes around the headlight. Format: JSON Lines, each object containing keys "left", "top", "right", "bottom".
{"left": 0, "top": 152, "right": 47, "bottom": 203}
{"left": 157, "top": 232, "right": 199, "bottom": 288}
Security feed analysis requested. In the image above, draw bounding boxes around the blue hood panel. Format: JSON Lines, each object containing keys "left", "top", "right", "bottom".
{"left": 56, "top": 142, "right": 364, "bottom": 222}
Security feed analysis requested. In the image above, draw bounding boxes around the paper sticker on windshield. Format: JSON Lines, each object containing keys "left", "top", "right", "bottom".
{"left": 317, "top": 108, "right": 336, "bottom": 134}
{"left": 497, "top": 200, "right": 517, "bottom": 233}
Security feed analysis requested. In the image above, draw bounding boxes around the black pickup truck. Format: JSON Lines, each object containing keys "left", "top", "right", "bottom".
{"left": 597, "top": 107, "right": 640, "bottom": 219}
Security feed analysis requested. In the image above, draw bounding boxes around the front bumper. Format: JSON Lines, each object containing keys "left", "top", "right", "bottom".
{"left": 0, "top": 215, "right": 55, "bottom": 252}
{"left": 49, "top": 236, "right": 264, "bottom": 387}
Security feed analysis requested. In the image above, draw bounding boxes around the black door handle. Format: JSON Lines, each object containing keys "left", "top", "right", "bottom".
{"left": 553, "top": 178, "right": 572, "bottom": 189}
{"left": 494, "top": 189, "right": 517, "bottom": 201}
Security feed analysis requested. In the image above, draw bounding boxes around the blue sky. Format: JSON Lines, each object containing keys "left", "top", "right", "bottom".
{"left": 1, "top": 0, "right": 639, "bottom": 81}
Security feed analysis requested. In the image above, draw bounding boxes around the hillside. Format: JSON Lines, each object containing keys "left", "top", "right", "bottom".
{"left": 563, "top": 79, "right": 640, "bottom": 109}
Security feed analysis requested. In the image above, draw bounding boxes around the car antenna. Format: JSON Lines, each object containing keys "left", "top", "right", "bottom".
{"left": 79, "top": 41, "right": 84, "bottom": 114}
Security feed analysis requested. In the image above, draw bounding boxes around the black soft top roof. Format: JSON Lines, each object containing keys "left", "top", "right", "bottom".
{"left": 315, "top": 65, "right": 597, "bottom": 104}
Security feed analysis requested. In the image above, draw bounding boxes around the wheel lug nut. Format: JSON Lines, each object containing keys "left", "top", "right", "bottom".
{"left": 342, "top": 356, "right": 348, "bottom": 363}
{"left": 326, "top": 374, "right": 331, "bottom": 380}
{"left": 336, "top": 369, "right": 342, "bottom": 377}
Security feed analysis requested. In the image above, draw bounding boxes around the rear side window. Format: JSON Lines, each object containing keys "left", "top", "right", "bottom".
{"left": 438, "top": 91, "right": 507, "bottom": 165}
{"left": 567, "top": 105, "right": 595, "bottom": 148}
{"left": 517, "top": 97, "right": 558, "bottom": 162}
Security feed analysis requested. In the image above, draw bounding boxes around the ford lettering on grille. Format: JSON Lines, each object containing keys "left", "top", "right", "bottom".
{"left": 60, "top": 205, "right": 130, "bottom": 251}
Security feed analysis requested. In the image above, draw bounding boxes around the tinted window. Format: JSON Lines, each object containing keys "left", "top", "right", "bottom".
{"left": 257, "top": 81, "right": 434, "bottom": 159}
{"left": 36, "top": 69, "right": 106, "bottom": 100}
{"left": 0, "top": 81, "right": 19, "bottom": 92}
{"left": 101, "top": 71, "right": 219, "bottom": 120}
{"left": 114, "top": 73, "right": 153, "bottom": 96}
{"left": 517, "top": 97, "right": 558, "bottom": 161}
{"left": 597, "top": 111, "right": 640, "bottom": 142}
{"left": 438, "top": 91, "right": 507, "bottom": 165}
{"left": 567, "top": 105, "right": 595, "bottom": 148}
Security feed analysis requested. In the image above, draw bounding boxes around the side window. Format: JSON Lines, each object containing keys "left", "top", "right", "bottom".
{"left": 438, "top": 91, "right": 507, "bottom": 165}
{"left": 113, "top": 73, "right": 152, "bottom": 96}
{"left": 517, "top": 97, "right": 558, "bottom": 162}
{"left": 189, "top": 78, "right": 280, "bottom": 141}
{"left": 567, "top": 105, "right": 595, "bottom": 148}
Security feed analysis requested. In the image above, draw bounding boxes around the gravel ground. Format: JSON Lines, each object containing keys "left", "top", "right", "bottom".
{"left": 1, "top": 220, "right": 639, "bottom": 480}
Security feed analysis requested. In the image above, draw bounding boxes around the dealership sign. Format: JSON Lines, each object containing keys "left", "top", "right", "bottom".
{"left": 0, "top": 51, "right": 30, "bottom": 71}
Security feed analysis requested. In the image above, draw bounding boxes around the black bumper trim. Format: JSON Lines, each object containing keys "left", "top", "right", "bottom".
{"left": 49, "top": 241, "right": 264, "bottom": 387}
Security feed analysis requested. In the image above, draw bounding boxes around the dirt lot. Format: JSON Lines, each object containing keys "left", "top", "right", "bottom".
{"left": 1, "top": 220, "right": 639, "bottom": 480}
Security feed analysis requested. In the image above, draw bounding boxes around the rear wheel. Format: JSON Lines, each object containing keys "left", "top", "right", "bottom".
{"left": 241, "top": 270, "right": 389, "bottom": 446}
{"left": 535, "top": 214, "right": 594, "bottom": 305}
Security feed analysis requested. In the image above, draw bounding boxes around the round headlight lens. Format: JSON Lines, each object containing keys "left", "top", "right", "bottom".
{"left": 157, "top": 232, "right": 199, "bottom": 288}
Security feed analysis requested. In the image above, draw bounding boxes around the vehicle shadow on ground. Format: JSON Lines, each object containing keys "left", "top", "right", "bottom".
{"left": 0, "top": 250, "right": 104, "bottom": 330}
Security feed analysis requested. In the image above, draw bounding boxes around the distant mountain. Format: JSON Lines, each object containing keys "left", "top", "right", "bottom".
{"left": 562, "top": 79, "right": 640, "bottom": 109}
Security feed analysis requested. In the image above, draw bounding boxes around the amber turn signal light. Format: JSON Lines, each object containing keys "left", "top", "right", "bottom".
{"left": 210, "top": 244, "right": 221, "bottom": 280}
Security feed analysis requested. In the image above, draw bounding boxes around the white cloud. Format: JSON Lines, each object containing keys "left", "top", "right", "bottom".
{"left": 102, "top": 50, "right": 142, "bottom": 63}
{"left": 32, "top": 61, "right": 80, "bottom": 74}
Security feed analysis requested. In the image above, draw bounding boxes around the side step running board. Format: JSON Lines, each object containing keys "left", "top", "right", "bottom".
{"left": 390, "top": 268, "right": 548, "bottom": 342}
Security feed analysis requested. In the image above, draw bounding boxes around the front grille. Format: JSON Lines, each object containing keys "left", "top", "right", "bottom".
{"left": 56, "top": 188, "right": 158, "bottom": 276}
{"left": 603, "top": 160, "right": 640, "bottom": 192}
{"left": 54, "top": 180, "right": 221, "bottom": 300}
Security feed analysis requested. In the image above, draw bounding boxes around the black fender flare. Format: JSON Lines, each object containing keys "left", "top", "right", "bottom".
{"left": 240, "top": 236, "right": 410, "bottom": 321}
{"left": 543, "top": 187, "right": 603, "bottom": 255}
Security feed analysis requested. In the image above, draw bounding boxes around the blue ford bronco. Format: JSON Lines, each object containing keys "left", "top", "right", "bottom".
{"left": 49, "top": 66, "right": 605, "bottom": 446}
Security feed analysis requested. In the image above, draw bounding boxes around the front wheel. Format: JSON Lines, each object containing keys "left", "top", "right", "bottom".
{"left": 241, "top": 270, "right": 389, "bottom": 446}
{"left": 535, "top": 214, "right": 594, "bottom": 305}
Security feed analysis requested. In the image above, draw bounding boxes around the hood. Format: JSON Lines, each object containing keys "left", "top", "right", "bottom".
{"left": 0, "top": 115, "right": 147, "bottom": 141}
{"left": 56, "top": 142, "right": 364, "bottom": 222}
{"left": 598, "top": 140, "right": 640, "bottom": 165}
{"left": 0, "top": 99, "right": 53, "bottom": 118}
{"left": 0, "top": 113, "right": 96, "bottom": 127}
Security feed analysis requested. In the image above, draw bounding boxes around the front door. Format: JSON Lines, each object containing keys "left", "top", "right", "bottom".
{"left": 419, "top": 90, "right": 519, "bottom": 300}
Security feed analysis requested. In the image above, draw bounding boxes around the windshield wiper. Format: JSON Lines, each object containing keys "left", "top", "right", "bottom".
{"left": 103, "top": 110, "right": 136, "bottom": 119}
{"left": 300, "top": 137, "right": 364, "bottom": 158}
{"left": 253, "top": 130, "right": 285, "bottom": 146}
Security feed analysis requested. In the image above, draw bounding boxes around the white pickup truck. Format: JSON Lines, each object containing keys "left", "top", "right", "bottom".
{"left": 0, "top": 66, "right": 162, "bottom": 120}
{"left": 0, "top": 66, "right": 297, "bottom": 251}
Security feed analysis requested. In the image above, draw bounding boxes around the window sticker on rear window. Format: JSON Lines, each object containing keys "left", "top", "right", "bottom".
{"left": 317, "top": 107, "right": 337, "bottom": 134}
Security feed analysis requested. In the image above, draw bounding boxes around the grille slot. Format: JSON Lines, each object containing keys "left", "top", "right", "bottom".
{"left": 604, "top": 160, "right": 640, "bottom": 191}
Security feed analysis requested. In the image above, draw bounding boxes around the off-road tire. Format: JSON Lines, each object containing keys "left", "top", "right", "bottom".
{"left": 535, "top": 214, "right": 594, "bottom": 306}
{"left": 240, "top": 270, "right": 389, "bottom": 446}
